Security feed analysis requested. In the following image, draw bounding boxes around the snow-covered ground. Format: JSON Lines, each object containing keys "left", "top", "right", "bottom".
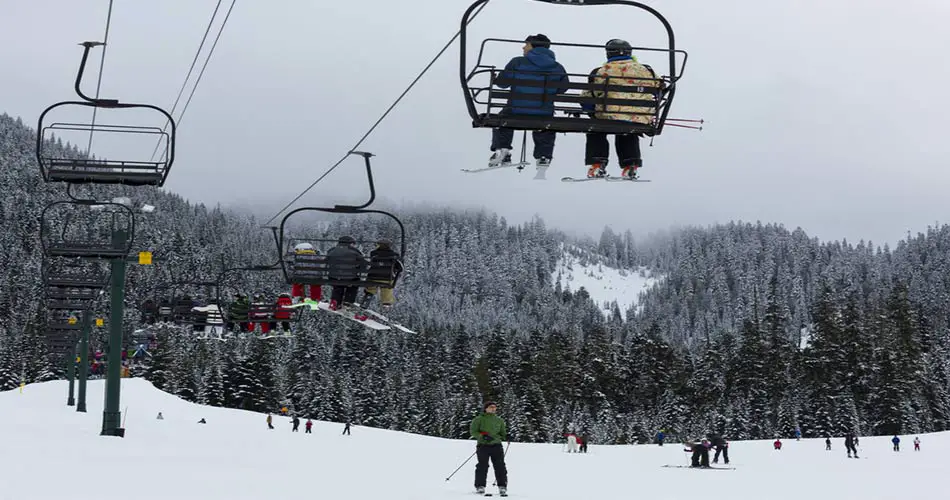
{"left": 553, "top": 249, "right": 661, "bottom": 320}
{"left": 2, "top": 379, "right": 943, "bottom": 500}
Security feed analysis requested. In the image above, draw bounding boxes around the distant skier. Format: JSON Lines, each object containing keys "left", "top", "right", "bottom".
{"left": 197, "top": 418, "right": 206, "bottom": 424}
{"left": 292, "top": 415, "right": 300, "bottom": 432}
{"left": 156, "top": 412, "right": 164, "bottom": 420}
{"left": 342, "top": 422, "right": 351, "bottom": 435}
{"left": 305, "top": 419, "right": 313, "bottom": 434}
{"left": 794, "top": 428, "right": 802, "bottom": 441}
{"left": 564, "top": 432, "right": 579, "bottom": 453}
{"left": 845, "top": 432, "right": 859, "bottom": 458}
{"left": 656, "top": 430, "right": 666, "bottom": 446}
{"left": 773, "top": 438, "right": 782, "bottom": 450}
{"left": 892, "top": 435, "right": 900, "bottom": 451}
{"left": 914, "top": 437, "right": 920, "bottom": 451}
{"left": 684, "top": 439, "right": 711, "bottom": 467}
{"left": 470, "top": 401, "right": 508, "bottom": 496}
{"left": 709, "top": 434, "right": 729, "bottom": 464}
{"left": 579, "top": 432, "right": 589, "bottom": 453}
{"left": 266, "top": 414, "right": 274, "bottom": 430}
{"left": 825, "top": 437, "right": 832, "bottom": 451}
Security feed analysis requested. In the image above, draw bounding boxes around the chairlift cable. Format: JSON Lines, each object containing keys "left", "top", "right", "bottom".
{"left": 261, "top": 0, "right": 493, "bottom": 227}
{"left": 84, "top": 0, "right": 114, "bottom": 156}
{"left": 148, "top": 0, "right": 225, "bottom": 162}
{"left": 158, "top": 0, "right": 237, "bottom": 163}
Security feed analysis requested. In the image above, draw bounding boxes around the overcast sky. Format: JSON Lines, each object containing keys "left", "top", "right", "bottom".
{"left": 3, "top": 0, "right": 948, "bottom": 246}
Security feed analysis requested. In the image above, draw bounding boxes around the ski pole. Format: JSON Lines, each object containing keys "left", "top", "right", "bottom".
{"left": 445, "top": 450, "right": 477, "bottom": 482}
{"left": 666, "top": 118, "right": 705, "bottom": 124}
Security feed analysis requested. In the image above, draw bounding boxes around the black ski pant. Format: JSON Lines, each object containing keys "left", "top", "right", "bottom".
{"left": 893, "top": 444, "right": 900, "bottom": 451}
{"left": 292, "top": 423, "right": 299, "bottom": 432}
{"left": 331, "top": 285, "right": 359, "bottom": 305}
{"left": 343, "top": 426, "right": 351, "bottom": 435}
{"left": 305, "top": 427, "right": 312, "bottom": 434}
{"left": 713, "top": 446, "right": 729, "bottom": 464}
{"left": 585, "top": 132, "right": 641, "bottom": 167}
{"left": 579, "top": 442, "right": 587, "bottom": 453}
{"left": 846, "top": 443, "right": 858, "bottom": 456}
{"left": 826, "top": 442, "right": 832, "bottom": 450}
{"left": 475, "top": 443, "right": 508, "bottom": 488}
{"left": 691, "top": 448, "right": 709, "bottom": 467}
{"left": 490, "top": 109, "right": 555, "bottom": 159}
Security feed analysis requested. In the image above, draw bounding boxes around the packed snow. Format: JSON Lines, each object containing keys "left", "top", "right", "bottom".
{"left": 2, "top": 379, "right": 943, "bottom": 500}
{"left": 553, "top": 250, "right": 661, "bottom": 320}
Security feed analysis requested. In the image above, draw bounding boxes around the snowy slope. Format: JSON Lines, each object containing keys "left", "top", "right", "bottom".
{"left": 2, "top": 380, "right": 944, "bottom": 500}
{"left": 553, "top": 247, "right": 661, "bottom": 320}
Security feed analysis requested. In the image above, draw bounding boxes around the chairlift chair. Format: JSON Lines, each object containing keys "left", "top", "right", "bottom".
{"left": 40, "top": 200, "right": 135, "bottom": 260}
{"left": 36, "top": 42, "right": 176, "bottom": 186}
{"left": 460, "top": 0, "right": 687, "bottom": 136}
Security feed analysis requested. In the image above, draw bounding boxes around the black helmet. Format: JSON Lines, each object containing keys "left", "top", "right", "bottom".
{"left": 605, "top": 38, "right": 632, "bottom": 58}
{"left": 338, "top": 235, "right": 356, "bottom": 245}
{"left": 525, "top": 33, "right": 551, "bottom": 49}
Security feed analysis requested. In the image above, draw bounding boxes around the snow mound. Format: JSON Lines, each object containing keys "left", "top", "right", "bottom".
{"left": 553, "top": 247, "right": 661, "bottom": 320}
{"left": 1, "top": 379, "right": 946, "bottom": 500}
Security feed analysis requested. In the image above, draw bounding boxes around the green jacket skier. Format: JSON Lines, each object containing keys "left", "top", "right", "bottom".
{"left": 470, "top": 401, "right": 508, "bottom": 496}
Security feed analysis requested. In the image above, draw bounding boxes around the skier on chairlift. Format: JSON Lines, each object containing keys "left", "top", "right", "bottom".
{"left": 291, "top": 242, "right": 322, "bottom": 303}
{"left": 327, "top": 236, "right": 364, "bottom": 310}
{"left": 580, "top": 39, "right": 660, "bottom": 180}
{"left": 487, "top": 34, "right": 568, "bottom": 170}
{"left": 360, "top": 238, "right": 404, "bottom": 311}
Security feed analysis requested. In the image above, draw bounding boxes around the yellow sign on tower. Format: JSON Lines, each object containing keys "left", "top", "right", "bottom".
{"left": 96, "top": 318, "right": 104, "bottom": 327}
{"left": 138, "top": 251, "right": 153, "bottom": 265}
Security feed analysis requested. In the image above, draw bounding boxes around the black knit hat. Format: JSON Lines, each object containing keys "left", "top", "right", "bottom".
{"left": 484, "top": 401, "right": 497, "bottom": 410}
{"left": 525, "top": 34, "right": 551, "bottom": 49}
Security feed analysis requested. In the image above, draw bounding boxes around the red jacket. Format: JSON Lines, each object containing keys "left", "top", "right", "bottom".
{"left": 275, "top": 296, "right": 293, "bottom": 320}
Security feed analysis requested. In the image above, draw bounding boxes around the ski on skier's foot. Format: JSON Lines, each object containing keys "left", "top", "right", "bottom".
{"left": 533, "top": 165, "right": 550, "bottom": 180}
{"left": 561, "top": 175, "right": 650, "bottom": 183}
{"left": 361, "top": 308, "right": 416, "bottom": 334}
{"left": 287, "top": 299, "right": 391, "bottom": 330}
{"left": 662, "top": 465, "right": 735, "bottom": 470}
{"left": 462, "top": 162, "right": 531, "bottom": 174}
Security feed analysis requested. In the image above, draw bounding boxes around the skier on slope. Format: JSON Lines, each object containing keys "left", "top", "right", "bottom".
{"left": 470, "top": 401, "right": 508, "bottom": 496}
{"left": 684, "top": 439, "right": 711, "bottom": 468}
{"left": 305, "top": 419, "right": 313, "bottom": 434}
{"left": 914, "top": 437, "right": 920, "bottom": 451}
{"left": 773, "top": 438, "right": 782, "bottom": 450}
{"left": 656, "top": 429, "right": 666, "bottom": 446}
{"left": 266, "top": 414, "right": 274, "bottom": 430}
{"left": 292, "top": 415, "right": 300, "bottom": 432}
{"left": 579, "top": 432, "right": 589, "bottom": 453}
{"left": 825, "top": 437, "right": 832, "bottom": 451}
{"left": 487, "top": 34, "right": 568, "bottom": 170}
{"left": 708, "top": 433, "right": 729, "bottom": 464}
{"left": 892, "top": 435, "right": 900, "bottom": 451}
{"left": 564, "top": 431, "right": 579, "bottom": 453}
{"left": 579, "top": 39, "right": 660, "bottom": 180}
{"left": 845, "top": 432, "right": 859, "bottom": 458}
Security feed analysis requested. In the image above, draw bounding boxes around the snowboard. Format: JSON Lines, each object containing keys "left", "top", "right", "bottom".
{"left": 561, "top": 175, "right": 650, "bottom": 183}
{"left": 361, "top": 308, "right": 416, "bottom": 334}
{"left": 461, "top": 161, "right": 531, "bottom": 174}
{"left": 287, "top": 299, "right": 391, "bottom": 330}
{"left": 661, "top": 465, "right": 735, "bottom": 470}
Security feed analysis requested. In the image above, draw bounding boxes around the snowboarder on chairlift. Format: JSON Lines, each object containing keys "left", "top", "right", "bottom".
{"left": 471, "top": 401, "right": 508, "bottom": 496}
{"left": 327, "top": 236, "right": 364, "bottom": 310}
{"left": 228, "top": 293, "right": 250, "bottom": 332}
{"left": 291, "top": 242, "right": 323, "bottom": 303}
{"left": 275, "top": 293, "right": 294, "bottom": 332}
{"left": 487, "top": 34, "right": 568, "bottom": 171}
{"left": 580, "top": 39, "right": 660, "bottom": 180}
{"left": 360, "top": 238, "right": 404, "bottom": 311}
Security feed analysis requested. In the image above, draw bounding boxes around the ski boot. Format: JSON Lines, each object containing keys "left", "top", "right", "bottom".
{"left": 587, "top": 163, "right": 606, "bottom": 178}
{"left": 488, "top": 148, "right": 512, "bottom": 168}
{"left": 476, "top": 486, "right": 486, "bottom": 495}
{"left": 536, "top": 157, "right": 551, "bottom": 168}
{"left": 621, "top": 164, "right": 640, "bottom": 179}
{"left": 498, "top": 486, "right": 508, "bottom": 497}
{"left": 329, "top": 299, "right": 340, "bottom": 311}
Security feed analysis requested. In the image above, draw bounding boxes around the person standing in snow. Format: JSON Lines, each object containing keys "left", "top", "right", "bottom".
{"left": 579, "top": 432, "right": 589, "bottom": 453}
{"left": 292, "top": 415, "right": 300, "bottom": 432}
{"left": 486, "top": 34, "right": 568, "bottom": 170}
{"left": 564, "top": 431, "right": 579, "bottom": 453}
{"left": 156, "top": 412, "right": 164, "bottom": 420}
{"left": 825, "top": 437, "right": 832, "bottom": 451}
{"left": 656, "top": 429, "right": 666, "bottom": 446}
{"left": 845, "top": 432, "right": 859, "bottom": 458}
{"left": 266, "top": 414, "right": 274, "bottom": 430}
{"left": 471, "top": 401, "right": 508, "bottom": 496}
{"left": 794, "top": 428, "right": 802, "bottom": 440}
{"left": 892, "top": 435, "right": 900, "bottom": 451}
{"left": 773, "top": 438, "right": 782, "bottom": 450}
{"left": 342, "top": 422, "right": 351, "bottom": 435}
{"left": 305, "top": 419, "right": 313, "bottom": 434}
{"left": 684, "top": 439, "right": 711, "bottom": 467}
{"left": 914, "top": 437, "right": 920, "bottom": 451}
{"left": 709, "top": 434, "right": 729, "bottom": 464}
